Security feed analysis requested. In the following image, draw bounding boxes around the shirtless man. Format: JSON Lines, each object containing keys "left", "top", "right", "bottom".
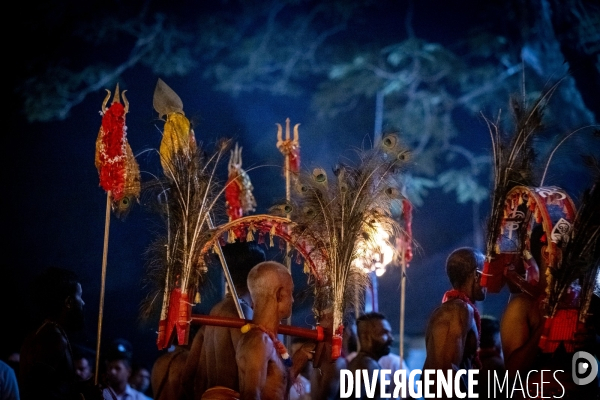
{"left": 499, "top": 237, "right": 548, "bottom": 377}
{"left": 347, "top": 312, "right": 394, "bottom": 400}
{"left": 181, "top": 241, "right": 265, "bottom": 399}
{"left": 236, "top": 261, "right": 314, "bottom": 400}
{"left": 422, "top": 247, "right": 486, "bottom": 397}
{"left": 498, "top": 232, "right": 598, "bottom": 398}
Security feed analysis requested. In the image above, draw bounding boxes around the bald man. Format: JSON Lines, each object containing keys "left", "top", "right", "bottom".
{"left": 182, "top": 242, "right": 265, "bottom": 400}
{"left": 235, "top": 261, "right": 314, "bottom": 400}
{"left": 422, "top": 247, "right": 486, "bottom": 398}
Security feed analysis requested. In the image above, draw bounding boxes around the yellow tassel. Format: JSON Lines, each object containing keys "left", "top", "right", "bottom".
{"left": 212, "top": 243, "right": 220, "bottom": 254}
{"left": 270, "top": 224, "right": 276, "bottom": 247}
{"left": 303, "top": 261, "right": 310, "bottom": 274}
{"left": 228, "top": 229, "right": 236, "bottom": 243}
{"left": 195, "top": 291, "right": 201, "bottom": 304}
{"left": 241, "top": 323, "right": 252, "bottom": 333}
{"left": 247, "top": 223, "right": 255, "bottom": 241}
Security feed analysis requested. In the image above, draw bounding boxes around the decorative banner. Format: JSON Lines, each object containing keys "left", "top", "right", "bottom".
{"left": 94, "top": 84, "right": 140, "bottom": 217}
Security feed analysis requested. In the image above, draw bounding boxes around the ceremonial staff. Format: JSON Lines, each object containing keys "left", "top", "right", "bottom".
{"left": 397, "top": 199, "right": 413, "bottom": 363}
{"left": 94, "top": 84, "right": 140, "bottom": 384}
{"left": 276, "top": 118, "right": 300, "bottom": 346}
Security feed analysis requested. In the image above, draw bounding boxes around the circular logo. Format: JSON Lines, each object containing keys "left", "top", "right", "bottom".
{"left": 572, "top": 351, "right": 599, "bottom": 386}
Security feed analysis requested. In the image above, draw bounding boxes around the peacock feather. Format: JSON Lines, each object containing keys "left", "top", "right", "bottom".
{"left": 289, "top": 133, "right": 411, "bottom": 333}
{"left": 483, "top": 88, "right": 554, "bottom": 260}
{"left": 140, "top": 79, "right": 230, "bottom": 320}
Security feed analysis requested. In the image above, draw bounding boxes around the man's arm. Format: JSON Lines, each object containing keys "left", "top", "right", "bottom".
{"left": 310, "top": 344, "right": 346, "bottom": 400}
{"left": 424, "top": 302, "right": 472, "bottom": 371}
{"left": 237, "top": 330, "right": 273, "bottom": 400}
{"left": 500, "top": 295, "right": 543, "bottom": 375}
{"left": 289, "top": 341, "right": 315, "bottom": 380}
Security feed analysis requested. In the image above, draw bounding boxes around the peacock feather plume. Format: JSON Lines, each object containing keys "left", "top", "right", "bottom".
{"left": 548, "top": 166, "right": 600, "bottom": 320}
{"left": 483, "top": 88, "right": 555, "bottom": 260}
{"left": 140, "top": 79, "right": 230, "bottom": 320}
{"left": 289, "top": 133, "right": 411, "bottom": 333}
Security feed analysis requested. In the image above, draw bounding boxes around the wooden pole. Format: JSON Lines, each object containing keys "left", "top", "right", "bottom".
{"left": 284, "top": 118, "right": 292, "bottom": 349}
{"left": 190, "top": 314, "right": 324, "bottom": 341}
{"left": 207, "top": 215, "right": 245, "bottom": 319}
{"left": 399, "top": 256, "right": 406, "bottom": 364}
{"left": 94, "top": 191, "right": 111, "bottom": 385}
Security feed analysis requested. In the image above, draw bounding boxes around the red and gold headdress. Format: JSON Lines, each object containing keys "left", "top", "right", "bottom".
{"left": 481, "top": 90, "right": 551, "bottom": 292}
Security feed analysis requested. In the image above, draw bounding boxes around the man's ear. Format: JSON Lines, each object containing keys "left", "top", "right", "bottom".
{"left": 64, "top": 295, "right": 73, "bottom": 309}
{"left": 275, "top": 286, "right": 283, "bottom": 302}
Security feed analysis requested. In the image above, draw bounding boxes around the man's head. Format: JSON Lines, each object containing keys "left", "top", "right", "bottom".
{"left": 105, "top": 356, "right": 132, "bottom": 390}
{"left": 73, "top": 351, "right": 93, "bottom": 381}
{"left": 222, "top": 241, "right": 266, "bottom": 295}
{"left": 356, "top": 312, "right": 393, "bottom": 360}
{"left": 446, "top": 247, "right": 486, "bottom": 302}
{"left": 247, "top": 261, "right": 294, "bottom": 319}
{"left": 33, "top": 267, "right": 85, "bottom": 330}
{"left": 129, "top": 364, "right": 151, "bottom": 393}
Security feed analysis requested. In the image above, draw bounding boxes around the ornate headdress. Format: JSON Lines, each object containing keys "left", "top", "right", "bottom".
{"left": 481, "top": 90, "right": 553, "bottom": 293}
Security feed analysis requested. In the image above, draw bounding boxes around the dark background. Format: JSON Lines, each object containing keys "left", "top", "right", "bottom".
{"left": 3, "top": 0, "right": 599, "bottom": 374}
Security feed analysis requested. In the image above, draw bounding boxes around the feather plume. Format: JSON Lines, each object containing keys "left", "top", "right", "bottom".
{"left": 289, "top": 133, "right": 411, "bottom": 331}
{"left": 483, "top": 90, "right": 552, "bottom": 260}
{"left": 140, "top": 80, "right": 230, "bottom": 320}
{"left": 547, "top": 170, "right": 600, "bottom": 319}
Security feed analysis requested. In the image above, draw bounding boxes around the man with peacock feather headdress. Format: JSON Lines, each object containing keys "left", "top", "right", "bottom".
{"left": 480, "top": 87, "right": 600, "bottom": 398}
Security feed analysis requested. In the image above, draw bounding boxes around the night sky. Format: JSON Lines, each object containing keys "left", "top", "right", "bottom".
{"left": 3, "top": 0, "right": 598, "bottom": 374}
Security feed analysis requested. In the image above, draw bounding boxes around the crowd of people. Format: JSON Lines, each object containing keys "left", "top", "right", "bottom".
{"left": 2, "top": 238, "right": 598, "bottom": 399}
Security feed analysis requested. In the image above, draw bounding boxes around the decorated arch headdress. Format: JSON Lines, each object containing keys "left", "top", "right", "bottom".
{"left": 482, "top": 87, "right": 600, "bottom": 353}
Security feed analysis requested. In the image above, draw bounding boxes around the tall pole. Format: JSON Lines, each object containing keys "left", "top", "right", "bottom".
{"left": 399, "top": 255, "right": 406, "bottom": 363}
{"left": 95, "top": 192, "right": 111, "bottom": 385}
{"left": 284, "top": 119, "right": 292, "bottom": 349}
{"left": 277, "top": 118, "right": 299, "bottom": 349}
{"left": 208, "top": 215, "right": 245, "bottom": 319}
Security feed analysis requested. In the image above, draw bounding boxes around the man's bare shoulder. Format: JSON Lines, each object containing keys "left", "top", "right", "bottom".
{"left": 430, "top": 299, "right": 472, "bottom": 321}
{"left": 210, "top": 296, "right": 238, "bottom": 318}
{"left": 506, "top": 293, "right": 535, "bottom": 308}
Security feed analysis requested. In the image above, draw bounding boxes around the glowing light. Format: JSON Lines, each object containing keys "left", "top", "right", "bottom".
{"left": 353, "top": 222, "right": 395, "bottom": 276}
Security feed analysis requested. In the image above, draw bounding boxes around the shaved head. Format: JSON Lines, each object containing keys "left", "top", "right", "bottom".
{"left": 247, "top": 261, "right": 294, "bottom": 320}
{"left": 247, "top": 261, "right": 291, "bottom": 299}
